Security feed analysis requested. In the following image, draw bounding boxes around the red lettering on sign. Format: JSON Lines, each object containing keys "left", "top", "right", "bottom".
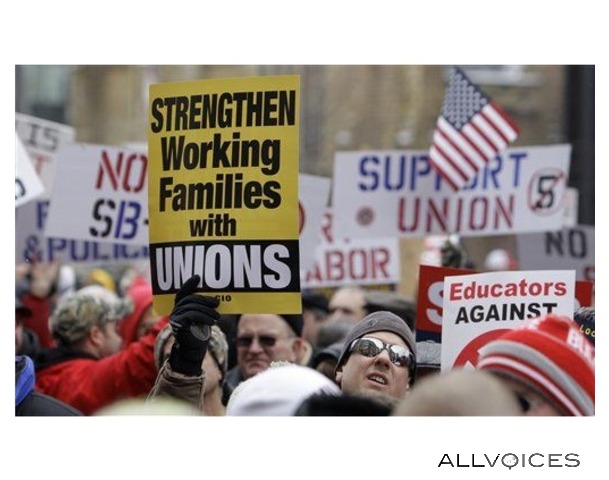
{"left": 96, "top": 150, "right": 147, "bottom": 193}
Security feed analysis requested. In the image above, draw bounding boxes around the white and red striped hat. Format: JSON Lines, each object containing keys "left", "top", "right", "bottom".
{"left": 476, "top": 314, "right": 595, "bottom": 416}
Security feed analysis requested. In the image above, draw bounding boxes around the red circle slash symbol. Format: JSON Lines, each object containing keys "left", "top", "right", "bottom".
{"left": 453, "top": 329, "right": 511, "bottom": 369}
{"left": 528, "top": 169, "right": 566, "bottom": 216}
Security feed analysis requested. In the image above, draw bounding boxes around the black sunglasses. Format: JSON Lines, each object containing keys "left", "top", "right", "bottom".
{"left": 349, "top": 337, "right": 413, "bottom": 369}
{"left": 236, "top": 335, "right": 278, "bottom": 349}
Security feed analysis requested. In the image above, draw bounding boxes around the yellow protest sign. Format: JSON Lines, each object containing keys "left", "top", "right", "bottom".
{"left": 148, "top": 75, "right": 301, "bottom": 315}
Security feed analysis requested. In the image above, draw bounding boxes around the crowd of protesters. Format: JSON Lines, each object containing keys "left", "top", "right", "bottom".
{"left": 14, "top": 241, "right": 595, "bottom": 417}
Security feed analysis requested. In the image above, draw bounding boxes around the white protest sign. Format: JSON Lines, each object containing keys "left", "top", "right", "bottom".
{"left": 332, "top": 144, "right": 571, "bottom": 239}
{"left": 44, "top": 143, "right": 149, "bottom": 245}
{"left": 15, "top": 113, "right": 76, "bottom": 193}
{"left": 516, "top": 225, "right": 594, "bottom": 283}
{"left": 15, "top": 198, "right": 149, "bottom": 264}
{"left": 301, "top": 210, "right": 400, "bottom": 288}
{"left": 562, "top": 188, "right": 579, "bottom": 228}
{"left": 298, "top": 173, "right": 331, "bottom": 273}
{"left": 441, "top": 269, "right": 576, "bottom": 372}
{"left": 16, "top": 133, "right": 45, "bottom": 208}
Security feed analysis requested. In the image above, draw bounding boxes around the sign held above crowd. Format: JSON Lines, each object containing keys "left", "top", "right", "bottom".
{"left": 147, "top": 75, "right": 302, "bottom": 316}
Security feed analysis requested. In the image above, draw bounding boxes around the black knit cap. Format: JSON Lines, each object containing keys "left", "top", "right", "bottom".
{"left": 279, "top": 314, "right": 304, "bottom": 337}
{"left": 237, "top": 313, "right": 304, "bottom": 338}
{"left": 336, "top": 311, "right": 417, "bottom": 370}
{"left": 302, "top": 290, "right": 330, "bottom": 313}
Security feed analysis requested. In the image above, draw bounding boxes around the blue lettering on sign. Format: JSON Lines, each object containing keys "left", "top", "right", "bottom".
{"left": 43, "top": 239, "right": 149, "bottom": 263}
{"left": 358, "top": 154, "right": 436, "bottom": 192}
{"left": 357, "top": 150, "right": 528, "bottom": 193}
{"left": 36, "top": 201, "right": 50, "bottom": 229}
{"left": 19, "top": 199, "right": 149, "bottom": 264}
{"left": 90, "top": 199, "right": 144, "bottom": 241}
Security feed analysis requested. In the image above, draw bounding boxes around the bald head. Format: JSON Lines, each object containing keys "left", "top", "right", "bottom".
{"left": 392, "top": 369, "right": 522, "bottom": 416}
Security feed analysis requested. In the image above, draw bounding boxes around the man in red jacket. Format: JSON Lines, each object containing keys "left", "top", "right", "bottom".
{"left": 35, "top": 289, "right": 168, "bottom": 415}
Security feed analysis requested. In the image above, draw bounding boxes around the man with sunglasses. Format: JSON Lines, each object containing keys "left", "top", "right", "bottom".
{"left": 334, "top": 311, "right": 417, "bottom": 406}
{"left": 224, "top": 313, "right": 306, "bottom": 397}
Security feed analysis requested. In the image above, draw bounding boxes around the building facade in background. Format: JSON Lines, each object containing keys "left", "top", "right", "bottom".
{"left": 15, "top": 65, "right": 594, "bottom": 285}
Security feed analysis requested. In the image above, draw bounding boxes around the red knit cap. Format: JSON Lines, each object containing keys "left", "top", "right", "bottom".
{"left": 476, "top": 314, "right": 595, "bottom": 416}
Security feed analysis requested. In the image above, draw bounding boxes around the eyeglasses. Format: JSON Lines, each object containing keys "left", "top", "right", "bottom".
{"left": 236, "top": 335, "right": 279, "bottom": 349}
{"left": 349, "top": 337, "right": 413, "bottom": 369}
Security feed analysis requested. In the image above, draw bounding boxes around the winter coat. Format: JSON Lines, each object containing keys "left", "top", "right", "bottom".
{"left": 35, "top": 317, "right": 168, "bottom": 415}
{"left": 147, "top": 361, "right": 205, "bottom": 412}
{"left": 15, "top": 355, "right": 82, "bottom": 416}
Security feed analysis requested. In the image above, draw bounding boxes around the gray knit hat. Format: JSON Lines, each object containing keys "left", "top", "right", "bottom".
{"left": 208, "top": 325, "right": 229, "bottom": 377}
{"left": 336, "top": 311, "right": 417, "bottom": 370}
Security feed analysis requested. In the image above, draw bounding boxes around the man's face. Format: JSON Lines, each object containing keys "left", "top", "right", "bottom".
{"left": 336, "top": 331, "right": 411, "bottom": 402}
{"left": 236, "top": 314, "right": 300, "bottom": 379}
{"left": 98, "top": 321, "right": 123, "bottom": 357}
{"left": 301, "top": 309, "right": 327, "bottom": 345}
{"left": 134, "top": 306, "right": 157, "bottom": 340}
{"left": 328, "top": 288, "right": 366, "bottom": 322}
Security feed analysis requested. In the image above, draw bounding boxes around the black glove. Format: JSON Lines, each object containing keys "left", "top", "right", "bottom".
{"left": 168, "top": 275, "right": 220, "bottom": 376}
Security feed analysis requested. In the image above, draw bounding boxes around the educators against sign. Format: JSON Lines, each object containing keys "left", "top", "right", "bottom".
{"left": 448, "top": 278, "right": 568, "bottom": 300}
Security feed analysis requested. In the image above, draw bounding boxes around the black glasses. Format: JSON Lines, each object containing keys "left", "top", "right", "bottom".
{"left": 236, "top": 335, "right": 278, "bottom": 349}
{"left": 349, "top": 337, "right": 413, "bottom": 368}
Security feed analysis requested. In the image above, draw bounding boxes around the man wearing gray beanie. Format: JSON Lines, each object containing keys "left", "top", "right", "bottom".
{"left": 335, "top": 311, "right": 417, "bottom": 407}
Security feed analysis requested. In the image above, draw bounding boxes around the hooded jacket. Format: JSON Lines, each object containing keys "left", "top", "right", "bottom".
{"left": 119, "top": 278, "right": 154, "bottom": 347}
{"left": 35, "top": 317, "right": 168, "bottom": 415}
{"left": 15, "top": 355, "right": 82, "bottom": 416}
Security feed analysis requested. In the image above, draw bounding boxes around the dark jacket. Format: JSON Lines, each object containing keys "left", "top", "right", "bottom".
{"left": 15, "top": 355, "right": 82, "bottom": 416}
{"left": 223, "top": 366, "right": 244, "bottom": 405}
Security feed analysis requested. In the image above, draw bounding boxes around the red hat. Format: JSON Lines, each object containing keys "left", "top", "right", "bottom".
{"left": 119, "top": 279, "right": 154, "bottom": 346}
{"left": 476, "top": 314, "right": 595, "bottom": 416}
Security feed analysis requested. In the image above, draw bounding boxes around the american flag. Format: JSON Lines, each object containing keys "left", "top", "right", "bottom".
{"left": 429, "top": 67, "right": 520, "bottom": 191}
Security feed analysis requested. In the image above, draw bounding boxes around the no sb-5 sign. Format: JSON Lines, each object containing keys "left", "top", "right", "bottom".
{"left": 44, "top": 144, "right": 149, "bottom": 245}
